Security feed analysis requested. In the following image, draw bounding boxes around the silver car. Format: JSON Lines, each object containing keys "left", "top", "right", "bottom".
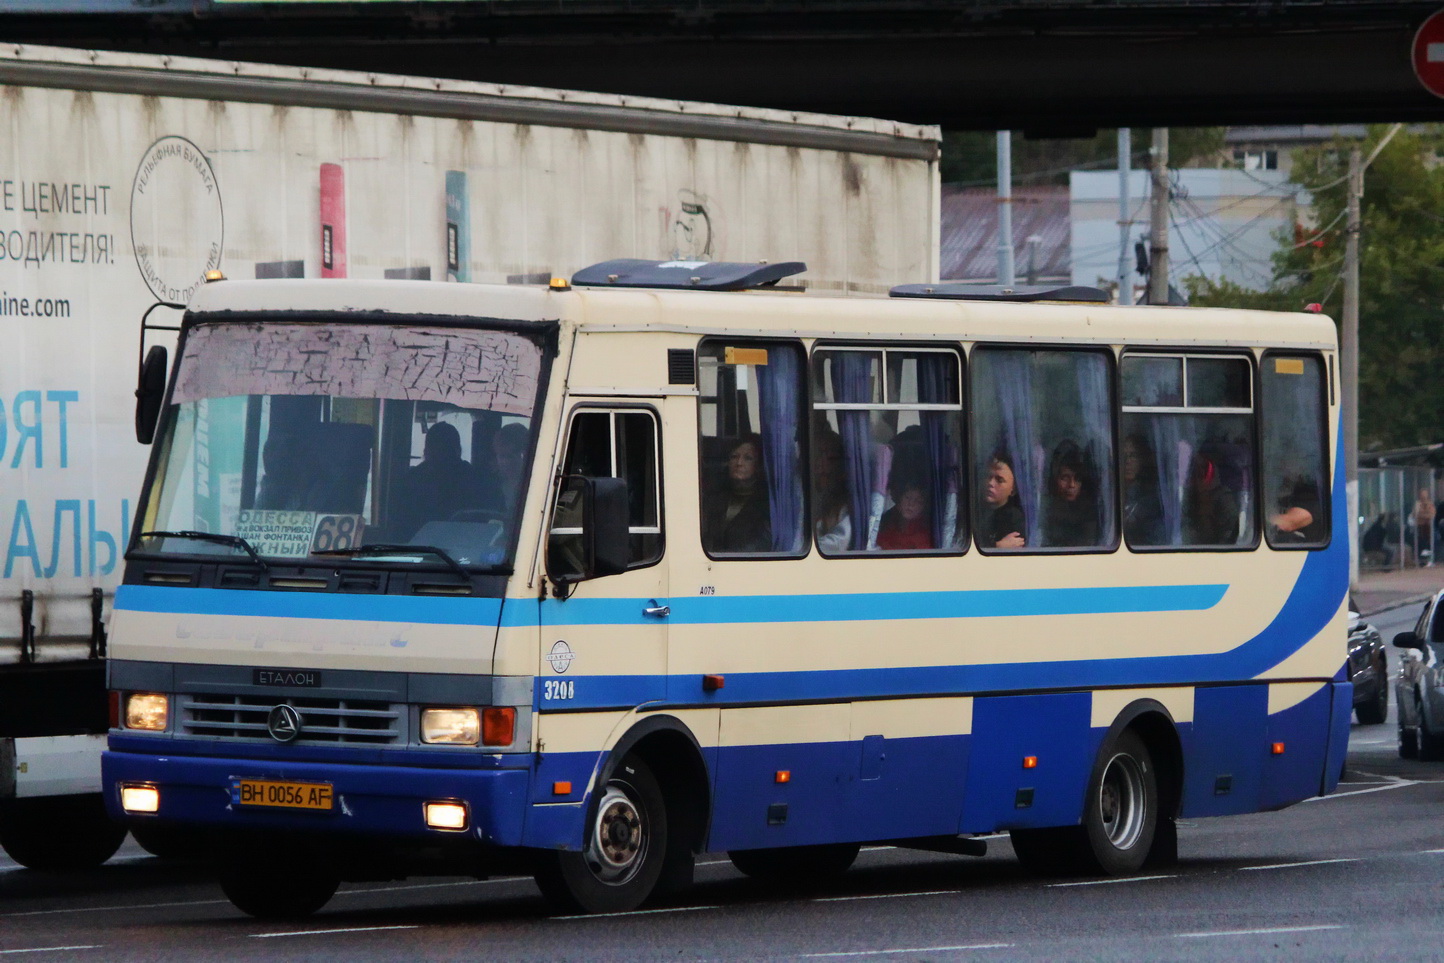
{"left": 1394, "top": 590, "right": 1444, "bottom": 759}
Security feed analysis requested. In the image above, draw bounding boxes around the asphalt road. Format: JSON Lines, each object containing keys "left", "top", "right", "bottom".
{"left": 3, "top": 603, "right": 1440, "bottom": 962}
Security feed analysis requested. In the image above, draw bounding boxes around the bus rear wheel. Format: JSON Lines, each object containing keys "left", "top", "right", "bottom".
{"left": 219, "top": 862, "right": 340, "bottom": 920}
{"left": 727, "top": 843, "right": 861, "bottom": 883}
{"left": 534, "top": 756, "right": 668, "bottom": 914}
{"left": 1010, "top": 729, "right": 1157, "bottom": 877}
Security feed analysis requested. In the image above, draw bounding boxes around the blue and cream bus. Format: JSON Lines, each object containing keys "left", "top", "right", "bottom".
{"left": 103, "top": 260, "right": 1349, "bottom": 918}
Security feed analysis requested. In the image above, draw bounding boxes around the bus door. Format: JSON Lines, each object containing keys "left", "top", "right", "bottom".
{"left": 539, "top": 402, "right": 669, "bottom": 725}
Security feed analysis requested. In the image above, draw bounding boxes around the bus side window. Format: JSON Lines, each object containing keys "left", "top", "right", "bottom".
{"left": 549, "top": 408, "right": 663, "bottom": 573}
{"left": 970, "top": 347, "right": 1116, "bottom": 552}
{"left": 697, "top": 341, "right": 807, "bottom": 557}
{"left": 1120, "top": 353, "right": 1255, "bottom": 550}
{"left": 1261, "top": 354, "right": 1329, "bottom": 548}
{"left": 811, "top": 346, "right": 965, "bottom": 554}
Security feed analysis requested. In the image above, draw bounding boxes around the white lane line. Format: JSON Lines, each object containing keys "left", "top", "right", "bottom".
{"left": 1303, "top": 778, "right": 1418, "bottom": 802}
{"left": 812, "top": 890, "right": 956, "bottom": 903}
{"left": 0, "top": 876, "right": 516, "bottom": 918}
{"left": 1239, "top": 858, "right": 1359, "bottom": 871}
{"left": 802, "top": 944, "right": 1013, "bottom": 957}
{"left": 1422, "top": 848, "right": 1444, "bottom": 854}
{"left": 551, "top": 905, "right": 719, "bottom": 920}
{"left": 251, "top": 925, "right": 418, "bottom": 939}
{"left": 0, "top": 948, "right": 101, "bottom": 956}
{"left": 1177, "top": 924, "right": 1342, "bottom": 939}
{"left": 1047, "top": 874, "right": 1178, "bottom": 888}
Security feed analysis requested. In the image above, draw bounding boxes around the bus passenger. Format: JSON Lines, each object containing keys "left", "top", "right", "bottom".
{"left": 1270, "top": 474, "right": 1325, "bottom": 543}
{"left": 1043, "top": 439, "right": 1099, "bottom": 547}
{"left": 394, "top": 421, "right": 475, "bottom": 538}
{"left": 703, "top": 436, "right": 771, "bottom": 553}
{"left": 813, "top": 427, "right": 852, "bottom": 553}
{"left": 877, "top": 478, "right": 932, "bottom": 550}
{"left": 1122, "top": 433, "right": 1165, "bottom": 546}
{"left": 981, "top": 450, "right": 1025, "bottom": 549}
{"left": 1185, "top": 451, "right": 1239, "bottom": 545}
{"left": 490, "top": 422, "right": 530, "bottom": 515}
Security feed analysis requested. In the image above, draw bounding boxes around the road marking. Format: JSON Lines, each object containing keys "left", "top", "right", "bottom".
{"left": 1421, "top": 848, "right": 1444, "bottom": 854}
{"left": 1239, "top": 858, "right": 1358, "bottom": 871}
{"left": 802, "top": 944, "right": 1012, "bottom": 957}
{"left": 0, "top": 948, "right": 101, "bottom": 956}
{"left": 1047, "top": 874, "right": 1178, "bottom": 888}
{"left": 0, "top": 877, "right": 514, "bottom": 919}
{"left": 552, "top": 905, "right": 719, "bottom": 920}
{"left": 1176, "top": 924, "right": 1342, "bottom": 939}
{"left": 1303, "top": 775, "right": 1418, "bottom": 802}
{"left": 251, "top": 925, "right": 418, "bottom": 939}
{"left": 813, "top": 890, "right": 957, "bottom": 903}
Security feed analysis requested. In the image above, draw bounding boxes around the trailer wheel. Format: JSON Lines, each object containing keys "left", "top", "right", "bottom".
{"left": 534, "top": 756, "right": 668, "bottom": 914}
{"left": 727, "top": 843, "right": 860, "bottom": 883}
{"left": 219, "top": 862, "right": 340, "bottom": 920}
{"left": 0, "top": 794, "right": 127, "bottom": 870}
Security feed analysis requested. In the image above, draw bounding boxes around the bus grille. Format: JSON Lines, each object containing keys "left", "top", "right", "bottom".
{"left": 179, "top": 694, "right": 402, "bottom": 744}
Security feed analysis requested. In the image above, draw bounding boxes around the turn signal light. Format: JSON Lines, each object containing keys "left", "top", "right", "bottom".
{"left": 1271, "top": 742, "right": 1286, "bottom": 755}
{"left": 481, "top": 707, "right": 516, "bottom": 746}
{"left": 120, "top": 784, "right": 160, "bottom": 814}
{"left": 1022, "top": 756, "right": 1038, "bottom": 769}
{"left": 775, "top": 770, "right": 791, "bottom": 784}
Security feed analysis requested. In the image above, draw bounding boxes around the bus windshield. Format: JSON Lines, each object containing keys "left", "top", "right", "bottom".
{"left": 136, "top": 320, "right": 546, "bottom": 570}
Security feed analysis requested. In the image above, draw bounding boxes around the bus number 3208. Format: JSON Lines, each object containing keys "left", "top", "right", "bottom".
{"left": 544, "top": 680, "right": 575, "bottom": 701}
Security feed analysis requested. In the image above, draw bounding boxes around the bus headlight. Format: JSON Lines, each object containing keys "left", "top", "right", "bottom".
{"left": 125, "top": 693, "right": 169, "bottom": 731}
{"left": 421, "top": 707, "right": 481, "bottom": 746}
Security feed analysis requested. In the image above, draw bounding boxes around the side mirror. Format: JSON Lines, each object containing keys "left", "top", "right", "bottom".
{"left": 1393, "top": 631, "right": 1423, "bottom": 651}
{"left": 134, "top": 344, "right": 169, "bottom": 444}
{"left": 547, "top": 475, "right": 630, "bottom": 586}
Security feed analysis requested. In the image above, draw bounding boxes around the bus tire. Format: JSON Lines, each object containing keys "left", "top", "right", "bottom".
{"left": 0, "top": 794, "right": 127, "bottom": 871}
{"left": 219, "top": 862, "right": 339, "bottom": 920}
{"left": 727, "top": 843, "right": 860, "bottom": 883}
{"left": 1079, "top": 729, "right": 1157, "bottom": 875}
{"left": 533, "top": 756, "right": 667, "bottom": 914}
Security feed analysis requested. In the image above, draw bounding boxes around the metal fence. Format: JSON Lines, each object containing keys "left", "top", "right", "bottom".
{"left": 1358, "top": 466, "right": 1439, "bottom": 571}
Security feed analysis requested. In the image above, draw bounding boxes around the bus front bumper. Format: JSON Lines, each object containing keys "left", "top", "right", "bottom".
{"left": 102, "top": 748, "right": 532, "bottom": 848}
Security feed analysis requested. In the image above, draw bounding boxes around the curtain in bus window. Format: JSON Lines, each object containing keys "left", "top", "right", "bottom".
{"left": 917, "top": 353, "right": 961, "bottom": 549}
{"left": 1075, "top": 357, "right": 1116, "bottom": 542}
{"left": 982, "top": 351, "right": 1041, "bottom": 547}
{"left": 755, "top": 349, "right": 805, "bottom": 553}
{"left": 829, "top": 351, "right": 879, "bottom": 552}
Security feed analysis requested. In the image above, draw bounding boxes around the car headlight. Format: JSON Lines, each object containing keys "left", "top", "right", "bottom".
{"left": 421, "top": 707, "right": 481, "bottom": 746}
{"left": 125, "top": 693, "right": 169, "bottom": 731}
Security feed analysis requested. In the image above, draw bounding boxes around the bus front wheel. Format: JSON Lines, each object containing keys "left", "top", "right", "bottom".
{"left": 534, "top": 756, "right": 668, "bottom": 914}
{"left": 219, "top": 862, "right": 339, "bottom": 920}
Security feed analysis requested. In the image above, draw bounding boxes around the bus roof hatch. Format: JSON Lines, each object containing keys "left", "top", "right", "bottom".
{"left": 889, "top": 283, "right": 1110, "bottom": 303}
{"left": 571, "top": 259, "right": 807, "bottom": 291}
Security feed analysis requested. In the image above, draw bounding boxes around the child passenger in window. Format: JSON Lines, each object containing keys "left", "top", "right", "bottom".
{"left": 981, "top": 451, "right": 1025, "bottom": 548}
{"left": 702, "top": 435, "right": 772, "bottom": 553}
{"left": 876, "top": 478, "right": 932, "bottom": 551}
{"left": 1043, "top": 439, "right": 1099, "bottom": 547}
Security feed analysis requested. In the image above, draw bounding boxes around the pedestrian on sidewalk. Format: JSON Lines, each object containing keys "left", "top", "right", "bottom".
{"left": 1415, "top": 488, "right": 1436, "bottom": 566}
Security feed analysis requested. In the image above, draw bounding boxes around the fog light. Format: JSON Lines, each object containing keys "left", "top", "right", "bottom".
{"left": 425, "top": 800, "right": 468, "bottom": 831}
{"left": 125, "top": 693, "right": 169, "bottom": 731}
{"left": 421, "top": 707, "right": 480, "bottom": 745}
{"left": 121, "top": 784, "right": 160, "bottom": 814}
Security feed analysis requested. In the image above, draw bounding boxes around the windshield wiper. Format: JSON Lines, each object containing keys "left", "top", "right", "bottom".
{"left": 313, "top": 543, "right": 474, "bottom": 582}
{"left": 138, "top": 530, "right": 269, "bottom": 569}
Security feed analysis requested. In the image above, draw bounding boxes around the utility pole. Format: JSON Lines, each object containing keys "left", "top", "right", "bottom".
{"left": 997, "top": 131, "right": 1015, "bottom": 286}
{"left": 1116, "top": 128, "right": 1133, "bottom": 304}
{"left": 1344, "top": 146, "right": 1362, "bottom": 588}
{"left": 1147, "top": 128, "right": 1170, "bottom": 305}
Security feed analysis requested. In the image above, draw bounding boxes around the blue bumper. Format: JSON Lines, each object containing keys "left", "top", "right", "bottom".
{"left": 103, "top": 748, "right": 533, "bottom": 847}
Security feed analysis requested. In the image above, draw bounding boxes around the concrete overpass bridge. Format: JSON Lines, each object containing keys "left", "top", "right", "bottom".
{"left": 3, "top": 1, "right": 1443, "bottom": 130}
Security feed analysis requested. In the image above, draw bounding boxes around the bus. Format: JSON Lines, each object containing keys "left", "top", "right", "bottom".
{"left": 102, "top": 261, "right": 1349, "bottom": 918}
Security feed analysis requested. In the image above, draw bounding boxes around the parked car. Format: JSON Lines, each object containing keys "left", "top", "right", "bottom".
{"left": 1394, "top": 590, "right": 1444, "bottom": 758}
{"left": 1349, "top": 596, "right": 1389, "bottom": 725}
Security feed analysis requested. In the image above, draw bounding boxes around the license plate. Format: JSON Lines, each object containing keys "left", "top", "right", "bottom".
{"left": 234, "top": 779, "right": 334, "bottom": 811}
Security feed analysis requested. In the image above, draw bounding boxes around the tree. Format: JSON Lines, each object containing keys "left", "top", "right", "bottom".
{"left": 1186, "top": 125, "right": 1444, "bottom": 451}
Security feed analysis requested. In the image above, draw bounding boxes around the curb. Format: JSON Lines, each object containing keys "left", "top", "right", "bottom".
{"left": 1359, "top": 592, "right": 1434, "bottom": 619}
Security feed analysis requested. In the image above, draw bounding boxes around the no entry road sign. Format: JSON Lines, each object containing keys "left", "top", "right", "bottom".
{"left": 1413, "top": 10, "right": 1444, "bottom": 98}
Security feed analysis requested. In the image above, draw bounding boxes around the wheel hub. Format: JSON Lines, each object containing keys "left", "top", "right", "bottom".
{"left": 1100, "top": 752, "right": 1146, "bottom": 851}
{"left": 589, "top": 785, "right": 646, "bottom": 882}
